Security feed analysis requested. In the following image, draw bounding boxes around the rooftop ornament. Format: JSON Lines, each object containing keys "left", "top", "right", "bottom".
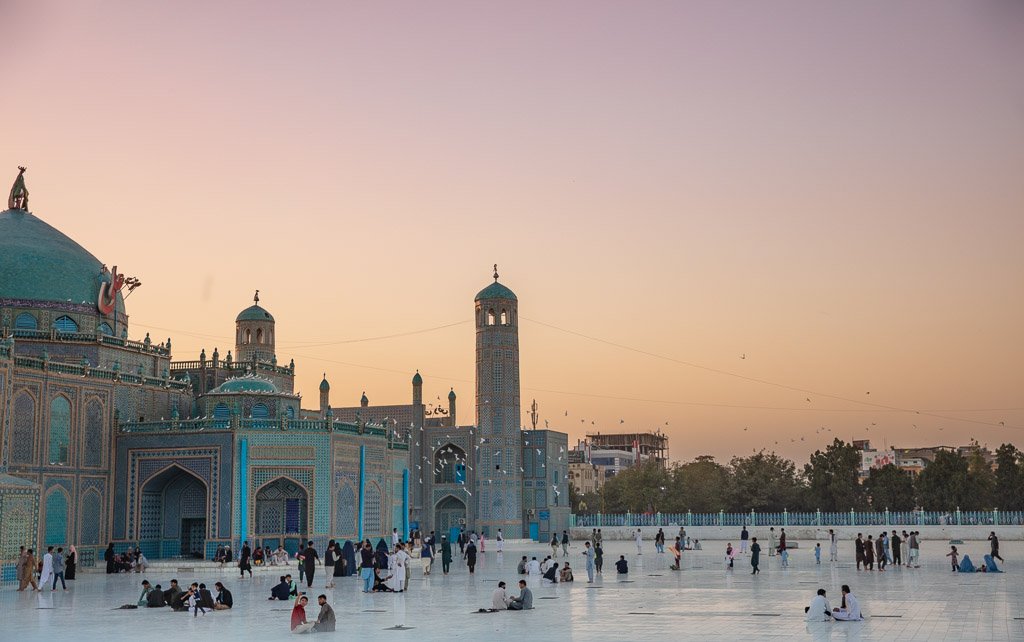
{"left": 8, "top": 166, "right": 29, "bottom": 210}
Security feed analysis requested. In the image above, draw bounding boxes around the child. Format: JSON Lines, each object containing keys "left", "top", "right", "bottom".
{"left": 725, "top": 543, "right": 735, "bottom": 568}
{"left": 815, "top": 543, "right": 821, "bottom": 565}
{"left": 947, "top": 546, "right": 959, "bottom": 572}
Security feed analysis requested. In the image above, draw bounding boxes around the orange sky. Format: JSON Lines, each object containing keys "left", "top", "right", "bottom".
{"left": 4, "top": 1, "right": 1023, "bottom": 462}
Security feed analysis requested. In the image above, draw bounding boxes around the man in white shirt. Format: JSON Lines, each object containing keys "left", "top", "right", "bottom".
{"left": 635, "top": 529, "right": 643, "bottom": 555}
{"left": 392, "top": 529, "right": 400, "bottom": 547}
{"left": 491, "top": 582, "right": 510, "bottom": 610}
{"left": 496, "top": 529, "right": 504, "bottom": 553}
{"left": 526, "top": 557, "right": 541, "bottom": 576}
{"left": 39, "top": 547, "right": 55, "bottom": 588}
{"left": 805, "top": 589, "right": 832, "bottom": 622}
{"left": 832, "top": 585, "right": 863, "bottom": 621}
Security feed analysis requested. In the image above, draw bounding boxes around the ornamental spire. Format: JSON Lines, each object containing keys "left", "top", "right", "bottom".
{"left": 254, "top": 289, "right": 260, "bottom": 304}
{"left": 493, "top": 263, "right": 499, "bottom": 282}
{"left": 8, "top": 166, "right": 28, "bottom": 210}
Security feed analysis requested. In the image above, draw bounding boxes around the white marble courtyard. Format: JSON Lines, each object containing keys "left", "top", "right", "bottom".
{"left": 3, "top": 538, "right": 1022, "bottom": 641}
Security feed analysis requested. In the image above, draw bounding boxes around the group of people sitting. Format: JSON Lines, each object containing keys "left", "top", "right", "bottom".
{"left": 945, "top": 546, "right": 1004, "bottom": 573}
{"left": 103, "top": 544, "right": 147, "bottom": 574}
{"left": 129, "top": 578, "right": 233, "bottom": 616}
{"left": 804, "top": 585, "right": 862, "bottom": 622}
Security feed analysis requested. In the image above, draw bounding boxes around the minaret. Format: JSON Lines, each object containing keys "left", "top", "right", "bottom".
{"left": 319, "top": 373, "right": 331, "bottom": 418}
{"left": 412, "top": 371, "right": 423, "bottom": 406}
{"left": 448, "top": 388, "right": 457, "bottom": 426}
{"left": 474, "top": 264, "right": 522, "bottom": 538}
{"left": 236, "top": 290, "right": 276, "bottom": 362}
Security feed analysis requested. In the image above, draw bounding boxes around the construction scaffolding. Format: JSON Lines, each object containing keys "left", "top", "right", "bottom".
{"left": 586, "top": 430, "right": 669, "bottom": 467}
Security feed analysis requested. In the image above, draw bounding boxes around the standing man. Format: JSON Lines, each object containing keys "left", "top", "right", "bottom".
{"left": 239, "top": 540, "right": 252, "bottom": 579}
{"left": 441, "top": 535, "right": 453, "bottom": 575}
{"left": 635, "top": 528, "right": 643, "bottom": 555}
{"left": 39, "top": 546, "right": 55, "bottom": 589}
{"left": 51, "top": 547, "right": 67, "bottom": 591}
{"left": 778, "top": 529, "right": 788, "bottom": 567}
{"left": 392, "top": 528, "right": 400, "bottom": 548}
{"left": 303, "top": 540, "right": 320, "bottom": 588}
{"left": 496, "top": 529, "right": 504, "bottom": 553}
{"left": 829, "top": 529, "right": 838, "bottom": 562}
{"left": 989, "top": 532, "right": 1004, "bottom": 563}
{"left": 583, "top": 541, "right": 595, "bottom": 583}
{"left": 15, "top": 547, "right": 27, "bottom": 591}
{"left": 465, "top": 537, "right": 478, "bottom": 574}
{"left": 458, "top": 529, "right": 467, "bottom": 555}
{"left": 360, "top": 541, "right": 375, "bottom": 592}
{"left": 562, "top": 530, "right": 570, "bottom": 557}
{"left": 769, "top": 527, "right": 777, "bottom": 557}
{"left": 740, "top": 525, "right": 749, "bottom": 554}
{"left": 891, "top": 531, "right": 902, "bottom": 567}
{"left": 855, "top": 533, "right": 865, "bottom": 570}
{"left": 750, "top": 537, "right": 761, "bottom": 575}
{"left": 297, "top": 542, "right": 306, "bottom": 584}
{"left": 595, "top": 528, "right": 603, "bottom": 548}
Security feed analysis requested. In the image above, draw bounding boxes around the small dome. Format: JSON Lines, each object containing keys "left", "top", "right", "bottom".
{"left": 412, "top": 371, "right": 422, "bottom": 385}
{"left": 360, "top": 391, "right": 369, "bottom": 404}
{"left": 475, "top": 281, "right": 517, "bottom": 302}
{"left": 448, "top": 387, "right": 456, "bottom": 400}
{"left": 320, "top": 375, "right": 330, "bottom": 392}
{"left": 236, "top": 304, "right": 274, "bottom": 323}
{"left": 211, "top": 375, "right": 278, "bottom": 394}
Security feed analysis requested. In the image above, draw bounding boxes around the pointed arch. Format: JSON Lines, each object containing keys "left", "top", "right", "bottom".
{"left": 53, "top": 315, "right": 79, "bottom": 333}
{"left": 82, "top": 397, "right": 105, "bottom": 467}
{"left": 44, "top": 487, "right": 70, "bottom": 547}
{"left": 434, "top": 443, "right": 468, "bottom": 484}
{"left": 49, "top": 395, "right": 71, "bottom": 464}
{"left": 11, "top": 390, "right": 36, "bottom": 464}
{"left": 335, "top": 479, "right": 357, "bottom": 537}
{"left": 14, "top": 312, "right": 37, "bottom": 330}
{"left": 363, "top": 481, "right": 383, "bottom": 537}
{"left": 79, "top": 489, "right": 103, "bottom": 545}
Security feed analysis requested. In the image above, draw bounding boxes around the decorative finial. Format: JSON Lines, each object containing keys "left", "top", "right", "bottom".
{"left": 493, "top": 264, "right": 499, "bottom": 282}
{"left": 254, "top": 289, "right": 260, "bottom": 304}
{"left": 7, "top": 166, "right": 28, "bottom": 210}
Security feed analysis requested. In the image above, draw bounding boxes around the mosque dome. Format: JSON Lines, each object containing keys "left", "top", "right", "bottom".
{"left": 236, "top": 304, "right": 274, "bottom": 323}
{"left": 0, "top": 208, "right": 125, "bottom": 314}
{"left": 474, "top": 281, "right": 517, "bottom": 302}
{"left": 211, "top": 375, "right": 278, "bottom": 394}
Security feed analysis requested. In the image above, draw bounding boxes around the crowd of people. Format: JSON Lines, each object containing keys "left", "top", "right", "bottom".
{"left": 15, "top": 545, "right": 77, "bottom": 592}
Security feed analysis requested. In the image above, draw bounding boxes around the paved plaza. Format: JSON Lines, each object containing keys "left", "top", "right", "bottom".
{"left": 3, "top": 538, "right": 1022, "bottom": 641}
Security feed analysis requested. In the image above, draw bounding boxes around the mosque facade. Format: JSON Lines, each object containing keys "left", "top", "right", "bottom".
{"left": 0, "top": 170, "right": 568, "bottom": 580}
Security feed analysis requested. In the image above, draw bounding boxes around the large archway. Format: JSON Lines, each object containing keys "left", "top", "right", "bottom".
{"left": 255, "top": 477, "right": 308, "bottom": 553}
{"left": 435, "top": 495, "right": 467, "bottom": 543}
{"left": 139, "top": 466, "right": 208, "bottom": 559}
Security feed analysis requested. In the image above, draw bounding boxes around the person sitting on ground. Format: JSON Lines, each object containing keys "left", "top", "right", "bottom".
{"left": 164, "top": 579, "right": 186, "bottom": 610}
{"left": 373, "top": 566, "right": 394, "bottom": 592}
{"left": 291, "top": 595, "right": 315, "bottom": 633}
{"left": 805, "top": 589, "right": 832, "bottom": 622}
{"left": 983, "top": 554, "right": 1003, "bottom": 572}
{"left": 615, "top": 556, "right": 628, "bottom": 574}
{"left": 540, "top": 556, "right": 551, "bottom": 574}
{"left": 214, "top": 581, "right": 233, "bottom": 610}
{"left": 527, "top": 557, "right": 541, "bottom": 576}
{"left": 137, "top": 580, "right": 153, "bottom": 607}
{"left": 959, "top": 555, "right": 976, "bottom": 573}
{"left": 147, "top": 584, "right": 167, "bottom": 607}
{"left": 508, "top": 580, "right": 533, "bottom": 611}
{"left": 543, "top": 562, "right": 559, "bottom": 584}
{"left": 693, "top": 539, "right": 702, "bottom": 551}
{"left": 198, "top": 583, "right": 216, "bottom": 610}
{"left": 518, "top": 556, "right": 528, "bottom": 575}
{"left": 832, "top": 585, "right": 863, "bottom": 621}
{"left": 491, "top": 581, "right": 510, "bottom": 610}
{"left": 314, "top": 594, "right": 336, "bottom": 632}
{"left": 214, "top": 546, "right": 226, "bottom": 563}
{"left": 270, "top": 576, "right": 291, "bottom": 601}
{"left": 253, "top": 547, "right": 265, "bottom": 567}
{"left": 560, "top": 563, "right": 574, "bottom": 582}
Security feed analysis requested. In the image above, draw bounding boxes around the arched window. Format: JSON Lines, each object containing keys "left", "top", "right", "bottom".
{"left": 434, "top": 444, "right": 468, "bottom": 484}
{"left": 500, "top": 309, "right": 508, "bottom": 325}
{"left": 12, "top": 392, "right": 36, "bottom": 464}
{"left": 251, "top": 403, "right": 269, "bottom": 419}
{"left": 15, "top": 312, "right": 38, "bottom": 330}
{"left": 245, "top": 329, "right": 252, "bottom": 344}
{"left": 49, "top": 397, "right": 71, "bottom": 464}
{"left": 256, "top": 328, "right": 263, "bottom": 344}
{"left": 213, "top": 403, "right": 230, "bottom": 419}
{"left": 286, "top": 406, "right": 295, "bottom": 419}
{"left": 335, "top": 482, "right": 356, "bottom": 536}
{"left": 97, "top": 322, "right": 113, "bottom": 335}
{"left": 487, "top": 309, "right": 496, "bottom": 326}
{"left": 44, "top": 489, "right": 69, "bottom": 547}
{"left": 83, "top": 399, "right": 104, "bottom": 467}
{"left": 53, "top": 316, "right": 79, "bottom": 333}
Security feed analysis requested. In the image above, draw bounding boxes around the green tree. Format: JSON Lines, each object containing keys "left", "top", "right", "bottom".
{"left": 803, "top": 438, "right": 864, "bottom": 511}
{"left": 966, "top": 441, "right": 996, "bottom": 510}
{"left": 994, "top": 443, "right": 1024, "bottom": 511}
{"left": 728, "top": 451, "right": 804, "bottom": 512}
{"left": 915, "top": 450, "right": 971, "bottom": 511}
{"left": 599, "top": 460, "right": 671, "bottom": 513}
{"left": 671, "top": 455, "right": 732, "bottom": 512}
{"left": 862, "top": 464, "right": 915, "bottom": 511}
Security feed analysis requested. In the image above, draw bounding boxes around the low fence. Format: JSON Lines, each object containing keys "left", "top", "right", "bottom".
{"left": 571, "top": 510, "right": 1024, "bottom": 529}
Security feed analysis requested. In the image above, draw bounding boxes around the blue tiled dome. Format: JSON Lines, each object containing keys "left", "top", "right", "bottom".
{"left": 236, "top": 304, "right": 274, "bottom": 322}
{"left": 475, "top": 281, "right": 517, "bottom": 302}
{"left": 0, "top": 208, "right": 124, "bottom": 313}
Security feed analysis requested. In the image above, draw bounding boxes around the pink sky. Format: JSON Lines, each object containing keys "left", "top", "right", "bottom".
{"left": 4, "top": 1, "right": 1023, "bottom": 462}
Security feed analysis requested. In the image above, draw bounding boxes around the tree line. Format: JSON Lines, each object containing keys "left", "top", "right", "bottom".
{"left": 570, "top": 438, "right": 1024, "bottom": 514}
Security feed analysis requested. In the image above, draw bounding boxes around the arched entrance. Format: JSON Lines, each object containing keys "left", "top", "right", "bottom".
{"left": 435, "top": 495, "right": 467, "bottom": 543}
{"left": 255, "top": 477, "right": 308, "bottom": 552}
{"left": 139, "top": 466, "right": 208, "bottom": 558}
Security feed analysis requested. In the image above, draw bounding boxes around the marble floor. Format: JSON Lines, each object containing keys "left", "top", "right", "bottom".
{"left": 2, "top": 538, "right": 1021, "bottom": 641}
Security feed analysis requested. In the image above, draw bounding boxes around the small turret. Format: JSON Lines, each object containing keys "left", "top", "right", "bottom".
{"left": 319, "top": 373, "right": 331, "bottom": 418}
{"left": 412, "top": 370, "right": 423, "bottom": 405}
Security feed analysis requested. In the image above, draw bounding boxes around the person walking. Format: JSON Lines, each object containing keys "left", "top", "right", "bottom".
{"left": 863, "top": 535, "right": 875, "bottom": 570}
{"left": 876, "top": 533, "right": 887, "bottom": 571}
{"left": 655, "top": 528, "right": 666, "bottom": 554}
{"left": 324, "top": 540, "right": 337, "bottom": 588}
{"left": 768, "top": 527, "right": 777, "bottom": 557}
{"left": 39, "top": 546, "right": 55, "bottom": 588}
{"left": 441, "top": 535, "right": 453, "bottom": 574}
{"left": 778, "top": 529, "right": 788, "bottom": 567}
{"left": 750, "top": 538, "right": 761, "bottom": 575}
{"left": 989, "top": 532, "right": 1004, "bottom": 563}
{"left": 829, "top": 530, "right": 838, "bottom": 562}
{"left": 19, "top": 548, "right": 40, "bottom": 591}
{"left": 239, "top": 540, "right": 253, "bottom": 578}
{"left": 303, "top": 540, "right": 320, "bottom": 588}
{"left": 297, "top": 542, "right": 306, "bottom": 584}
{"left": 561, "top": 530, "right": 570, "bottom": 557}
{"left": 421, "top": 536, "right": 434, "bottom": 575}
{"left": 550, "top": 533, "right": 559, "bottom": 558}
{"left": 594, "top": 542, "right": 604, "bottom": 574}
{"left": 360, "top": 541, "right": 375, "bottom": 592}
{"left": 465, "top": 538, "right": 478, "bottom": 574}
{"left": 583, "top": 541, "right": 595, "bottom": 583}
{"left": 51, "top": 547, "right": 67, "bottom": 591}
{"left": 891, "top": 531, "right": 902, "bottom": 567}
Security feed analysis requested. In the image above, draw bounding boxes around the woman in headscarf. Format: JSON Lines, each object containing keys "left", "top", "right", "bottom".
{"left": 65, "top": 545, "right": 78, "bottom": 580}
{"left": 104, "top": 543, "right": 115, "bottom": 574}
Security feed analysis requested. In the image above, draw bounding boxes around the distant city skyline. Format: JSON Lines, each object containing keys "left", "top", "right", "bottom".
{"left": 4, "top": 0, "right": 1022, "bottom": 461}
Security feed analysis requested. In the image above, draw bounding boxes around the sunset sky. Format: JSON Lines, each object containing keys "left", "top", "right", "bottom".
{"left": 4, "top": 1, "right": 1023, "bottom": 463}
